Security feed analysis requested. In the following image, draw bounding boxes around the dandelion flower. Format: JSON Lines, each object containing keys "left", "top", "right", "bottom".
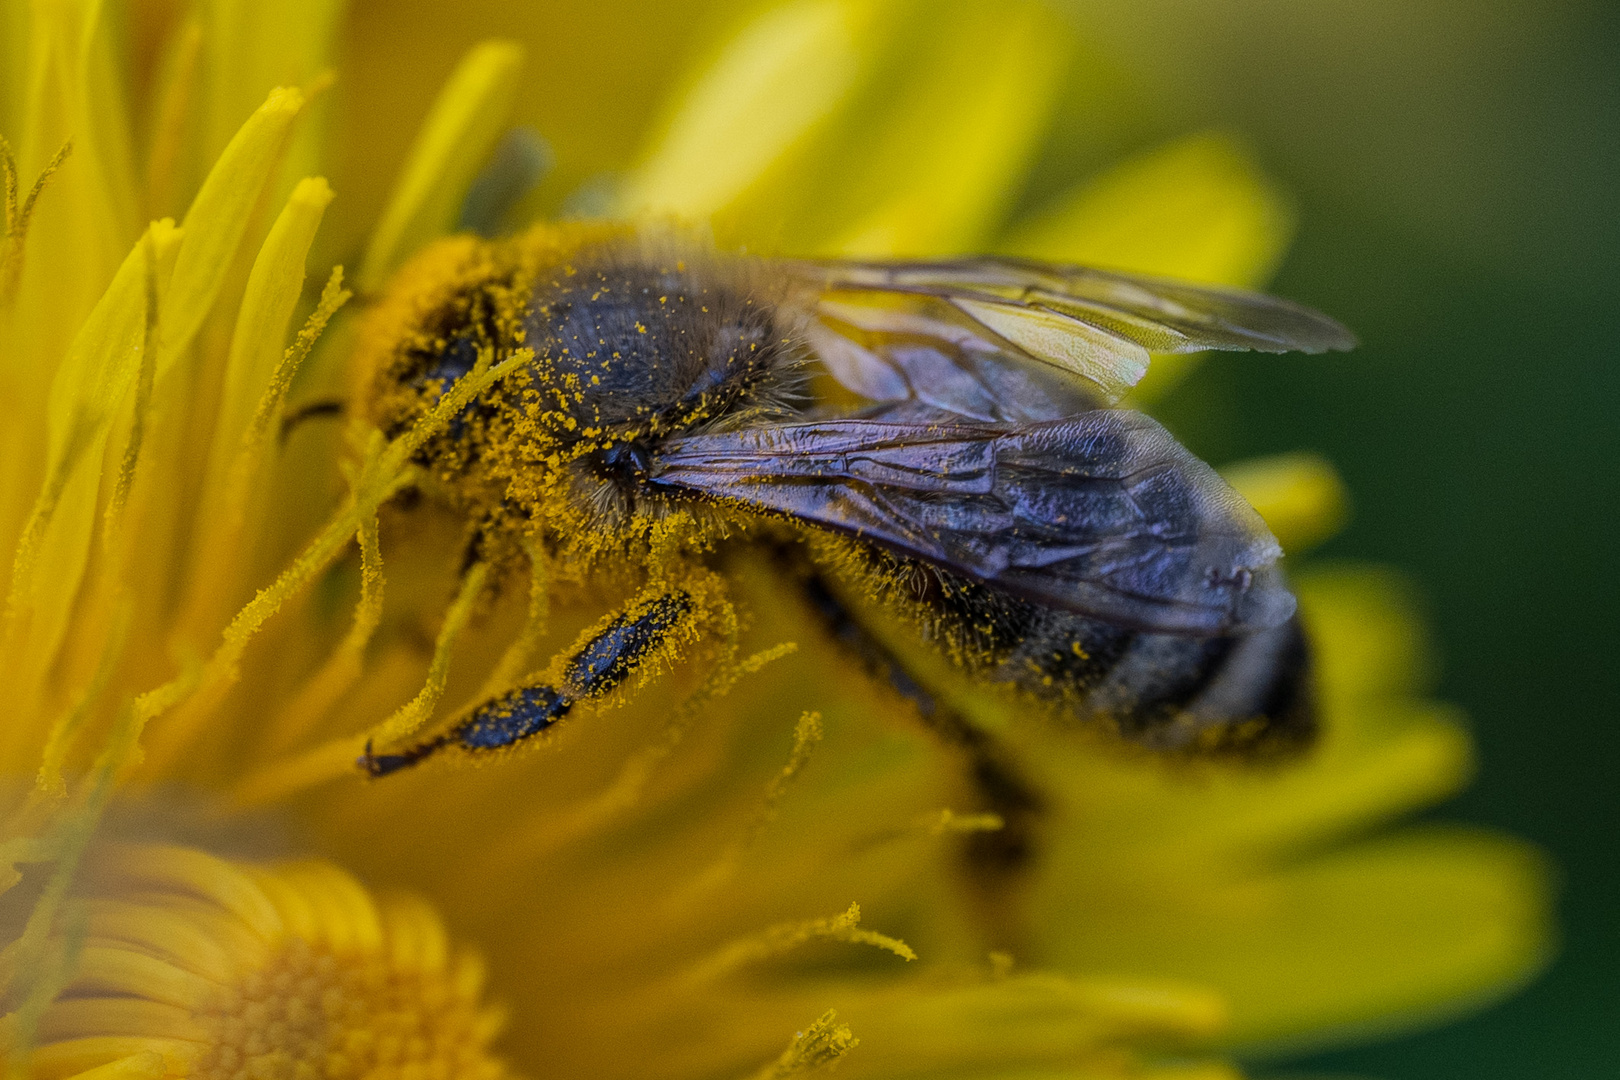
{"left": 31, "top": 846, "right": 510, "bottom": 1080}
{"left": 0, "top": 2, "right": 1549, "bottom": 1079}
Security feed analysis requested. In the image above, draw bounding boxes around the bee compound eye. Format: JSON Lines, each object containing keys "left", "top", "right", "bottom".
{"left": 628, "top": 443, "right": 653, "bottom": 475}
{"left": 596, "top": 439, "right": 655, "bottom": 484}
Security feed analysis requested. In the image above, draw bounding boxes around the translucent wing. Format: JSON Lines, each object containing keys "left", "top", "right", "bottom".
{"left": 785, "top": 257, "right": 1357, "bottom": 421}
{"left": 651, "top": 408, "right": 1295, "bottom": 635}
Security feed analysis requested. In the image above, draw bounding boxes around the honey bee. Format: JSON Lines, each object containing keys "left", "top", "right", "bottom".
{"left": 350, "top": 223, "right": 1353, "bottom": 832}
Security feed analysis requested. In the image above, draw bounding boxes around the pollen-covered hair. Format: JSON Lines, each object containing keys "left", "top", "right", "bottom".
{"left": 352, "top": 223, "right": 810, "bottom": 568}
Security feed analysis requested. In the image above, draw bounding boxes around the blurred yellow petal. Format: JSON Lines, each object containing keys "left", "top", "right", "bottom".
{"left": 818, "top": 0, "right": 1071, "bottom": 255}
{"left": 1022, "top": 702, "right": 1474, "bottom": 880}
{"left": 1297, "top": 564, "right": 1434, "bottom": 704}
{"left": 835, "top": 973, "right": 1227, "bottom": 1077}
{"left": 622, "top": 0, "right": 1070, "bottom": 256}
{"left": 620, "top": 0, "right": 870, "bottom": 222}
{"left": 1223, "top": 452, "right": 1351, "bottom": 555}
{"left": 1006, "top": 132, "right": 1294, "bottom": 285}
{"left": 1018, "top": 560, "right": 1547, "bottom": 1049}
{"left": 1044, "top": 828, "right": 1552, "bottom": 1050}
{"left": 12, "top": 0, "right": 141, "bottom": 303}
{"left": 330, "top": 0, "right": 754, "bottom": 258}
{"left": 193, "top": 0, "right": 344, "bottom": 195}
{"left": 1018, "top": 568, "right": 1464, "bottom": 869}
{"left": 358, "top": 39, "right": 525, "bottom": 292}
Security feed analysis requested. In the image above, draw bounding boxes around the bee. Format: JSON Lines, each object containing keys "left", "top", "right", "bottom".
{"left": 349, "top": 223, "right": 1353, "bottom": 849}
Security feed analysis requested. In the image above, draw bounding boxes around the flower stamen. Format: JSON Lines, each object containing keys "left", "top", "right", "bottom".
{"left": 747, "top": 1010, "right": 859, "bottom": 1080}
{"left": 1, "top": 136, "right": 73, "bottom": 304}
{"left": 682, "top": 902, "right": 916, "bottom": 987}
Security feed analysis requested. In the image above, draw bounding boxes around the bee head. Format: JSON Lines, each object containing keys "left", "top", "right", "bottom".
{"left": 593, "top": 436, "right": 653, "bottom": 486}
{"left": 352, "top": 225, "right": 805, "bottom": 559}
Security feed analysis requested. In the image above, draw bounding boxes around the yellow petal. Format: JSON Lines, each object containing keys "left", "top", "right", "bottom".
{"left": 40, "top": 1049, "right": 168, "bottom": 1080}
{"left": 89, "top": 846, "right": 285, "bottom": 940}
{"left": 36, "top": 846, "right": 513, "bottom": 1080}
{"left": 194, "top": 0, "right": 345, "bottom": 192}
{"left": 12, "top": 0, "right": 141, "bottom": 302}
{"left": 330, "top": 1, "right": 743, "bottom": 254}
{"left": 1138, "top": 1066, "right": 1244, "bottom": 1080}
{"left": 1099, "top": 710, "right": 1465, "bottom": 857}
{"left": 161, "top": 86, "right": 305, "bottom": 374}
{"left": 1222, "top": 452, "right": 1351, "bottom": 554}
{"left": 210, "top": 175, "right": 334, "bottom": 480}
{"left": 1018, "top": 568, "right": 1468, "bottom": 880}
{"left": 620, "top": 0, "right": 868, "bottom": 222}
{"left": 1005, "top": 131, "right": 1293, "bottom": 285}
{"left": 177, "top": 177, "right": 336, "bottom": 638}
{"left": 30, "top": 1037, "right": 196, "bottom": 1080}
{"left": 358, "top": 40, "right": 525, "bottom": 292}
{"left": 623, "top": 0, "right": 1070, "bottom": 256}
{"left": 821, "top": 1, "right": 1071, "bottom": 256}
{"left": 70, "top": 946, "right": 219, "bottom": 1010}
{"left": 1, "top": 223, "right": 162, "bottom": 727}
{"left": 40, "top": 231, "right": 159, "bottom": 493}
{"left": 38, "top": 998, "right": 208, "bottom": 1043}
{"left": 836, "top": 973, "right": 1226, "bottom": 1076}
{"left": 1296, "top": 564, "right": 1433, "bottom": 703}
{"left": 1114, "top": 828, "right": 1550, "bottom": 1050}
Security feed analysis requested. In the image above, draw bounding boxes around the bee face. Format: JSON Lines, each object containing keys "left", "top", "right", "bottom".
{"left": 355, "top": 221, "right": 1354, "bottom": 795}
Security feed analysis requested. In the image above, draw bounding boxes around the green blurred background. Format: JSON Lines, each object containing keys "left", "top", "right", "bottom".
{"left": 1042, "top": 2, "right": 1617, "bottom": 1076}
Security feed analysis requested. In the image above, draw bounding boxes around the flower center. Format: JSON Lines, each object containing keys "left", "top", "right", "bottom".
{"left": 193, "top": 936, "right": 500, "bottom": 1080}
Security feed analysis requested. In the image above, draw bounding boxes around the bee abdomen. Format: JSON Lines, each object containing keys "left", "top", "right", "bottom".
{"left": 1011, "top": 608, "right": 1315, "bottom": 753}
{"left": 1171, "top": 615, "right": 1315, "bottom": 752}
{"left": 822, "top": 544, "right": 1316, "bottom": 756}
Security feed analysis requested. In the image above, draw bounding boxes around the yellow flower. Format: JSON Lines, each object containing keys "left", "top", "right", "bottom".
{"left": 0, "top": 2, "right": 1548, "bottom": 1079}
{"left": 32, "top": 846, "right": 510, "bottom": 1080}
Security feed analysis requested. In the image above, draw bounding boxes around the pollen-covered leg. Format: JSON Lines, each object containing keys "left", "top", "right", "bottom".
{"left": 361, "top": 590, "right": 697, "bottom": 777}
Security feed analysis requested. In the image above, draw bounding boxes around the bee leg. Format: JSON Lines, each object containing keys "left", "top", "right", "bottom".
{"left": 360, "top": 591, "right": 694, "bottom": 778}
{"left": 279, "top": 397, "right": 345, "bottom": 442}
{"left": 796, "top": 571, "right": 1045, "bottom": 880}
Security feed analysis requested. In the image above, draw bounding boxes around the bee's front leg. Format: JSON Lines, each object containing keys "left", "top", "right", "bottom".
{"left": 361, "top": 590, "right": 696, "bottom": 777}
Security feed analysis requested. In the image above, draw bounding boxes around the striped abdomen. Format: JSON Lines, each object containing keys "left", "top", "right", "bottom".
{"left": 994, "top": 599, "right": 1315, "bottom": 752}
{"left": 876, "top": 556, "right": 1317, "bottom": 755}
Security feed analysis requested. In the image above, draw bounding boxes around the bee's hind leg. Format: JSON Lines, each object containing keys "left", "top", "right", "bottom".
{"left": 360, "top": 590, "right": 696, "bottom": 777}
{"left": 795, "top": 568, "right": 1045, "bottom": 881}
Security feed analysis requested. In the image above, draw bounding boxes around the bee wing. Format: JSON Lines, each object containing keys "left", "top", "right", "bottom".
{"left": 652, "top": 408, "right": 1295, "bottom": 634}
{"left": 786, "top": 257, "right": 1357, "bottom": 421}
